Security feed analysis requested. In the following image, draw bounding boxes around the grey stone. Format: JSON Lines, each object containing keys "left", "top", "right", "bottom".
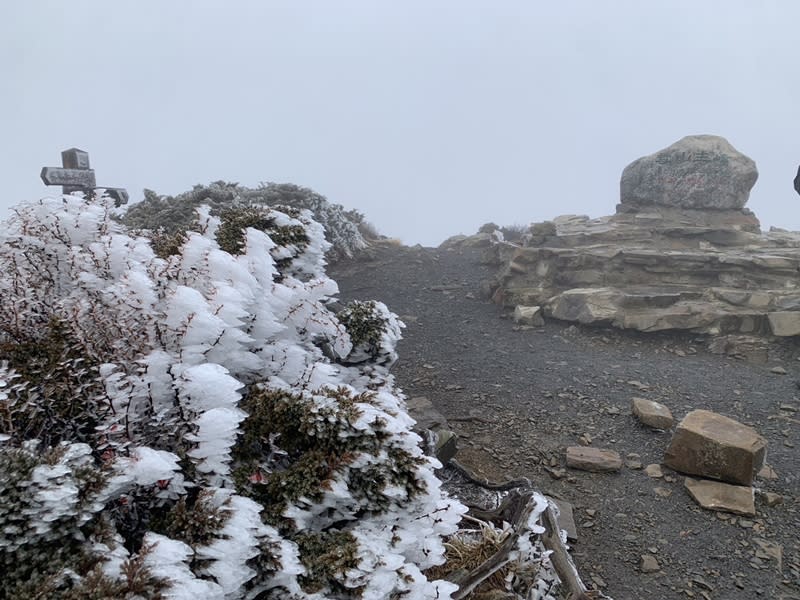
{"left": 684, "top": 477, "right": 755, "bottom": 516}
{"left": 631, "top": 397, "right": 674, "bottom": 429}
{"left": 664, "top": 410, "right": 767, "bottom": 486}
{"left": 513, "top": 304, "right": 544, "bottom": 327}
{"left": 566, "top": 446, "right": 623, "bottom": 473}
{"left": 770, "top": 365, "right": 787, "bottom": 375}
{"left": 406, "top": 396, "right": 447, "bottom": 431}
{"left": 620, "top": 135, "right": 758, "bottom": 211}
{"left": 548, "top": 497, "right": 578, "bottom": 541}
{"left": 434, "top": 430, "right": 458, "bottom": 465}
{"left": 640, "top": 554, "right": 660, "bottom": 573}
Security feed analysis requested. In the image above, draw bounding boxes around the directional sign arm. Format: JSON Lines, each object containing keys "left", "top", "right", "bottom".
{"left": 40, "top": 167, "right": 96, "bottom": 188}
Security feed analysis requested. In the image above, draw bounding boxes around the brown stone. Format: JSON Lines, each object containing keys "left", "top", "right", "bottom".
{"left": 644, "top": 464, "right": 664, "bottom": 478}
{"left": 684, "top": 477, "right": 755, "bottom": 516}
{"left": 664, "top": 410, "right": 767, "bottom": 485}
{"left": 631, "top": 397, "right": 674, "bottom": 429}
{"left": 757, "top": 464, "right": 779, "bottom": 480}
{"left": 566, "top": 446, "right": 623, "bottom": 473}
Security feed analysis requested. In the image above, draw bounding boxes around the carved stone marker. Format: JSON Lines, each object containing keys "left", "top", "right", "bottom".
{"left": 40, "top": 148, "right": 128, "bottom": 205}
{"left": 620, "top": 135, "right": 758, "bottom": 211}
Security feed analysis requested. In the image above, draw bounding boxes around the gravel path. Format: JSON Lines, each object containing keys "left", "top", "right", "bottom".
{"left": 330, "top": 243, "right": 800, "bottom": 600}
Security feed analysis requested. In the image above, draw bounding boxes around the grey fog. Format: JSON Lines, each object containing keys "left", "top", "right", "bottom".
{"left": 2, "top": 1, "right": 799, "bottom": 246}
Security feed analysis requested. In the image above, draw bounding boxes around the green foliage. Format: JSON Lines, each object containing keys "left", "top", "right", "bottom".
{"left": 295, "top": 531, "right": 362, "bottom": 596}
{"left": 233, "top": 386, "right": 425, "bottom": 530}
{"left": 0, "top": 317, "right": 106, "bottom": 447}
{"left": 500, "top": 223, "right": 528, "bottom": 242}
{"left": 155, "top": 489, "right": 232, "bottom": 547}
{"left": 147, "top": 228, "right": 189, "bottom": 259}
{"left": 120, "top": 181, "right": 368, "bottom": 261}
{"left": 122, "top": 182, "right": 241, "bottom": 234}
{"left": 216, "top": 206, "right": 308, "bottom": 256}
{"left": 336, "top": 300, "right": 388, "bottom": 357}
{"left": 0, "top": 445, "right": 143, "bottom": 600}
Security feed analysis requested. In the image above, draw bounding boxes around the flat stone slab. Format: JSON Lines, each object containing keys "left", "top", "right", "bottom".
{"left": 684, "top": 477, "right": 755, "bottom": 516}
{"left": 664, "top": 409, "right": 767, "bottom": 486}
{"left": 566, "top": 446, "right": 622, "bottom": 473}
{"left": 632, "top": 397, "right": 674, "bottom": 429}
{"left": 548, "top": 497, "right": 578, "bottom": 541}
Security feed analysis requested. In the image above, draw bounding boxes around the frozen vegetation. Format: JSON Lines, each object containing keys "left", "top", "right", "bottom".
{"left": 121, "top": 181, "right": 371, "bottom": 262}
{"left": 0, "top": 193, "right": 464, "bottom": 598}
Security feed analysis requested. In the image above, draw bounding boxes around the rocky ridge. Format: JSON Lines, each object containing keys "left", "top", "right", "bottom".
{"left": 469, "top": 135, "right": 800, "bottom": 357}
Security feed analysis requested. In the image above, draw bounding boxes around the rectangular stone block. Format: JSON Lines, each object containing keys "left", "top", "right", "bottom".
{"left": 664, "top": 409, "right": 766, "bottom": 486}
{"left": 566, "top": 446, "right": 622, "bottom": 473}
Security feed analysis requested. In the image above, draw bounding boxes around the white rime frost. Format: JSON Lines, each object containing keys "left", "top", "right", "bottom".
{"left": 0, "top": 193, "right": 466, "bottom": 599}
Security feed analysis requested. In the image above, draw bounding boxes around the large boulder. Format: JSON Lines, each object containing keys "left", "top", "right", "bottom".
{"left": 620, "top": 135, "right": 758, "bottom": 211}
{"left": 663, "top": 409, "right": 767, "bottom": 485}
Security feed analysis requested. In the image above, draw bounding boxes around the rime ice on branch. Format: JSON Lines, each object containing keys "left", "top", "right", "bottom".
{"left": 0, "top": 193, "right": 464, "bottom": 599}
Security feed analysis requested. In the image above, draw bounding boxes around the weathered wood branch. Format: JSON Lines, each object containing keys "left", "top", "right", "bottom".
{"left": 450, "top": 490, "right": 538, "bottom": 599}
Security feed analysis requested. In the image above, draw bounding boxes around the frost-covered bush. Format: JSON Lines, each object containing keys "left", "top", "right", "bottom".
{"left": 0, "top": 193, "right": 464, "bottom": 599}
{"left": 121, "top": 181, "right": 369, "bottom": 262}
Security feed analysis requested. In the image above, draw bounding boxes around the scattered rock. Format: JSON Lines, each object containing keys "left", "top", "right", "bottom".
{"left": 753, "top": 538, "right": 783, "bottom": 571}
{"left": 663, "top": 409, "right": 767, "bottom": 486}
{"left": 640, "top": 554, "right": 660, "bottom": 573}
{"left": 684, "top": 477, "right": 755, "bottom": 516}
{"left": 631, "top": 397, "right": 674, "bottom": 429}
{"left": 756, "top": 467, "right": 777, "bottom": 485}
{"left": 644, "top": 464, "right": 664, "bottom": 479}
{"left": 763, "top": 492, "right": 783, "bottom": 507}
{"left": 654, "top": 486, "right": 672, "bottom": 498}
{"left": 513, "top": 305, "right": 544, "bottom": 327}
{"left": 566, "top": 446, "right": 623, "bottom": 473}
{"left": 770, "top": 365, "right": 787, "bottom": 375}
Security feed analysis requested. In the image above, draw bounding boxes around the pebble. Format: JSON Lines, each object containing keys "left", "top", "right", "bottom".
{"left": 640, "top": 554, "right": 660, "bottom": 573}
{"left": 654, "top": 487, "right": 672, "bottom": 498}
{"left": 645, "top": 464, "right": 664, "bottom": 478}
{"left": 770, "top": 366, "right": 787, "bottom": 375}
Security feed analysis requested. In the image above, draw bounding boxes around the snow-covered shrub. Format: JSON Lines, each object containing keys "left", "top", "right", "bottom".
{"left": 121, "top": 181, "right": 369, "bottom": 261}
{"left": 0, "top": 193, "right": 463, "bottom": 599}
{"left": 336, "top": 300, "right": 403, "bottom": 366}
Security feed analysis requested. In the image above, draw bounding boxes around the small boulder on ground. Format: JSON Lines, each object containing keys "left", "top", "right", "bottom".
{"left": 684, "top": 477, "right": 755, "bottom": 516}
{"left": 664, "top": 409, "right": 767, "bottom": 486}
{"left": 631, "top": 397, "right": 674, "bottom": 429}
{"left": 566, "top": 446, "right": 623, "bottom": 473}
{"left": 640, "top": 554, "right": 660, "bottom": 573}
{"left": 513, "top": 304, "right": 544, "bottom": 326}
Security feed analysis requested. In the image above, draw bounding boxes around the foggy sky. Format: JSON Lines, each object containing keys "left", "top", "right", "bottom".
{"left": 2, "top": 1, "right": 799, "bottom": 246}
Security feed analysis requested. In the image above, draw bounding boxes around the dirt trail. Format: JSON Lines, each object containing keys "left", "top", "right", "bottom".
{"left": 330, "top": 243, "right": 800, "bottom": 600}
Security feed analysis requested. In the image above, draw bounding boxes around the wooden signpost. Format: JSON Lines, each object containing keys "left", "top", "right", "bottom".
{"left": 41, "top": 148, "right": 129, "bottom": 205}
